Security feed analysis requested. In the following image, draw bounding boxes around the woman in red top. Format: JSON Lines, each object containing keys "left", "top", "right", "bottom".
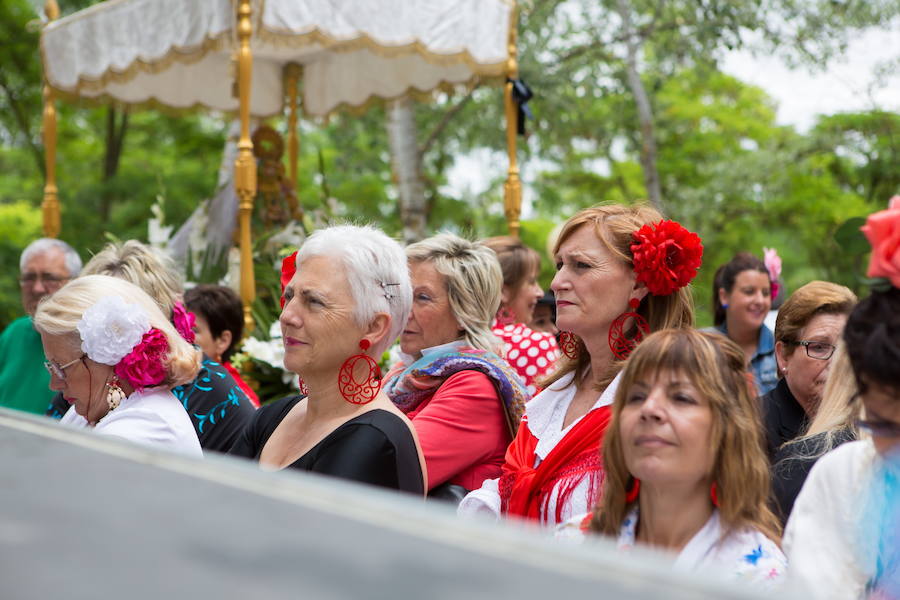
{"left": 184, "top": 284, "right": 260, "bottom": 407}
{"left": 483, "top": 236, "right": 560, "bottom": 396}
{"left": 384, "top": 233, "right": 530, "bottom": 499}
{"left": 459, "top": 204, "right": 700, "bottom": 525}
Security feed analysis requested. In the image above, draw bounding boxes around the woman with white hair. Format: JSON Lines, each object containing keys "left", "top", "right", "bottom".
{"left": 383, "top": 233, "right": 529, "bottom": 500}
{"left": 34, "top": 275, "right": 202, "bottom": 456}
{"left": 229, "top": 225, "right": 425, "bottom": 494}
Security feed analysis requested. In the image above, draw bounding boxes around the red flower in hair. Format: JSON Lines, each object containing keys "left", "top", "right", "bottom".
{"left": 631, "top": 220, "right": 703, "bottom": 296}
{"left": 280, "top": 251, "right": 298, "bottom": 309}
{"left": 114, "top": 328, "right": 169, "bottom": 391}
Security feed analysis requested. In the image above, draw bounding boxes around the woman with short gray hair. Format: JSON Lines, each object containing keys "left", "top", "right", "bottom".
{"left": 230, "top": 224, "right": 425, "bottom": 494}
{"left": 384, "top": 232, "right": 529, "bottom": 500}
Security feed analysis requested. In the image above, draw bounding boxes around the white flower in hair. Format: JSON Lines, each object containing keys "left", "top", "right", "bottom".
{"left": 76, "top": 296, "right": 151, "bottom": 365}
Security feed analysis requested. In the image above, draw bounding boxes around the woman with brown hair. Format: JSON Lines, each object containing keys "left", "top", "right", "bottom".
{"left": 580, "top": 329, "right": 784, "bottom": 584}
{"left": 761, "top": 280, "right": 856, "bottom": 459}
{"left": 482, "top": 235, "right": 560, "bottom": 395}
{"left": 460, "top": 203, "right": 701, "bottom": 525}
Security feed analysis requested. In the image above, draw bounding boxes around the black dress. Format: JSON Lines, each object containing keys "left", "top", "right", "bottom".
{"left": 229, "top": 396, "right": 424, "bottom": 494}
{"left": 760, "top": 378, "right": 808, "bottom": 461}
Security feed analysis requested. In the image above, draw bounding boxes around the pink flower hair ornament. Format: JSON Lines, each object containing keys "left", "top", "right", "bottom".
{"left": 171, "top": 301, "right": 196, "bottom": 343}
{"left": 114, "top": 328, "right": 170, "bottom": 391}
{"left": 763, "top": 247, "right": 782, "bottom": 300}
{"left": 76, "top": 296, "right": 171, "bottom": 393}
{"left": 861, "top": 196, "right": 900, "bottom": 289}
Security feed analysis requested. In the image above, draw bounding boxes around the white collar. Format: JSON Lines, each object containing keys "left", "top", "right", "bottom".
{"left": 527, "top": 371, "right": 621, "bottom": 460}
{"left": 618, "top": 505, "right": 723, "bottom": 568}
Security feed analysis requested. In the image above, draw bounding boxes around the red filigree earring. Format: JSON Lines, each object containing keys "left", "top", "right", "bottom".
{"left": 558, "top": 331, "right": 579, "bottom": 360}
{"left": 338, "top": 339, "right": 382, "bottom": 405}
{"left": 625, "top": 478, "right": 641, "bottom": 503}
{"left": 608, "top": 298, "right": 650, "bottom": 360}
{"left": 297, "top": 377, "right": 309, "bottom": 396}
{"left": 710, "top": 482, "right": 720, "bottom": 507}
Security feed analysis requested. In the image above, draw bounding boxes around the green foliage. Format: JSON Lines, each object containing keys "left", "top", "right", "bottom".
{"left": 0, "top": 201, "right": 43, "bottom": 326}
{"left": 0, "top": 0, "right": 898, "bottom": 337}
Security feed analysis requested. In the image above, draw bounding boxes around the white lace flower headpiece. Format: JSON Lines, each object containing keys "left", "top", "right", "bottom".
{"left": 76, "top": 296, "right": 151, "bottom": 365}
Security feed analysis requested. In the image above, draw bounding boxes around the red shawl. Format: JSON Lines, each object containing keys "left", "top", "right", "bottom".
{"left": 498, "top": 405, "right": 612, "bottom": 524}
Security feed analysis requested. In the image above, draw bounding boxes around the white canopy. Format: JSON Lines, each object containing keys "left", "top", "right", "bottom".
{"left": 41, "top": 0, "right": 514, "bottom": 117}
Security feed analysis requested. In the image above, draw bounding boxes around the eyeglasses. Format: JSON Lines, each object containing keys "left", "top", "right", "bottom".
{"left": 19, "top": 273, "right": 70, "bottom": 288}
{"left": 786, "top": 340, "right": 836, "bottom": 360}
{"left": 856, "top": 418, "right": 900, "bottom": 439}
{"left": 43, "top": 353, "right": 86, "bottom": 380}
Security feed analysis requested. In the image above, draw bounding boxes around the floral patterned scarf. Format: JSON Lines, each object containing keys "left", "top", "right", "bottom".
{"left": 384, "top": 346, "right": 529, "bottom": 437}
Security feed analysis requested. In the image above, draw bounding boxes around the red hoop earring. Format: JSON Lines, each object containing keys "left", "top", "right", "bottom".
{"left": 710, "top": 482, "right": 719, "bottom": 507}
{"left": 625, "top": 478, "right": 641, "bottom": 503}
{"left": 338, "top": 339, "right": 382, "bottom": 405}
{"left": 558, "top": 331, "right": 579, "bottom": 360}
{"left": 608, "top": 298, "right": 650, "bottom": 360}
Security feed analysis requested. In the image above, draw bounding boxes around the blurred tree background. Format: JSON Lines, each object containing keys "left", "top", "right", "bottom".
{"left": 1, "top": 0, "right": 898, "bottom": 329}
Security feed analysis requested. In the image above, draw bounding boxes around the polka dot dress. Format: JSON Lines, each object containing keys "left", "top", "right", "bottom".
{"left": 492, "top": 322, "right": 561, "bottom": 396}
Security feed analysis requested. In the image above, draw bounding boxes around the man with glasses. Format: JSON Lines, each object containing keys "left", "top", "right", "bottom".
{"left": 0, "top": 238, "right": 82, "bottom": 414}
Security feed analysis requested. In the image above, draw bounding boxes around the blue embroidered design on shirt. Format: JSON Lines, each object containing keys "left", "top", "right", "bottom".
{"left": 172, "top": 358, "right": 248, "bottom": 434}
{"left": 744, "top": 545, "right": 765, "bottom": 565}
{"left": 194, "top": 388, "right": 243, "bottom": 433}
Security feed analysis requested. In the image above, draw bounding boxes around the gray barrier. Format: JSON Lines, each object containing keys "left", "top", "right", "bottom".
{"left": 0, "top": 409, "right": 797, "bottom": 600}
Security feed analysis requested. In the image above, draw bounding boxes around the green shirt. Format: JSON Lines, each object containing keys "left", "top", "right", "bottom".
{"left": 0, "top": 316, "right": 54, "bottom": 415}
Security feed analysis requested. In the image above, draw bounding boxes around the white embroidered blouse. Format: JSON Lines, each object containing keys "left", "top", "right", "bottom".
{"left": 557, "top": 506, "right": 786, "bottom": 588}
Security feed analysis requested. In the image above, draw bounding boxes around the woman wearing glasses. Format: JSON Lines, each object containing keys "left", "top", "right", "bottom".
{"left": 34, "top": 275, "right": 202, "bottom": 456}
{"left": 761, "top": 280, "right": 856, "bottom": 461}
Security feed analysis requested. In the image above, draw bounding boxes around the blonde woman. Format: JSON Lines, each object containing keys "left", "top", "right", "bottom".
{"left": 68, "top": 240, "right": 257, "bottom": 453}
{"left": 384, "top": 233, "right": 529, "bottom": 499}
{"left": 35, "top": 275, "right": 202, "bottom": 456}
{"left": 582, "top": 329, "right": 784, "bottom": 585}
{"left": 771, "top": 341, "right": 860, "bottom": 523}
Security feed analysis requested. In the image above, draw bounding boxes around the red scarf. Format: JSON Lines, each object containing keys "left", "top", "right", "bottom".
{"left": 498, "top": 405, "right": 612, "bottom": 524}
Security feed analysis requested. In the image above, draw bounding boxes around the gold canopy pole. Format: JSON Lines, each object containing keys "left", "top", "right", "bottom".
{"left": 502, "top": 3, "right": 521, "bottom": 238}
{"left": 234, "top": 0, "right": 257, "bottom": 332}
{"left": 41, "top": 0, "right": 61, "bottom": 239}
{"left": 284, "top": 63, "right": 302, "bottom": 219}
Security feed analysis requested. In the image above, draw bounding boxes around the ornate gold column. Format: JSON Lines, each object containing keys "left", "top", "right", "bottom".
{"left": 234, "top": 0, "right": 257, "bottom": 331}
{"left": 502, "top": 3, "right": 521, "bottom": 238}
{"left": 283, "top": 62, "right": 302, "bottom": 219}
{"left": 41, "top": 0, "right": 61, "bottom": 239}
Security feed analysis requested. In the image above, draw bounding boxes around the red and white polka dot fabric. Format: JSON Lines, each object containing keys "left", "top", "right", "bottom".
{"left": 492, "top": 322, "right": 561, "bottom": 396}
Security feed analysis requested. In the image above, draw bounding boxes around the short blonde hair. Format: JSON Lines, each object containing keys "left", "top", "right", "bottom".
{"left": 81, "top": 240, "right": 183, "bottom": 318}
{"left": 34, "top": 275, "right": 200, "bottom": 388}
{"left": 544, "top": 204, "right": 695, "bottom": 390}
{"left": 591, "top": 329, "right": 781, "bottom": 543}
{"left": 406, "top": 233, "right": 502, "bottom": 354}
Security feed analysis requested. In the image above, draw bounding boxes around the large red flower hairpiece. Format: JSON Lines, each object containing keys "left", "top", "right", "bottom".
{"left": 631, "top": 220, "right": 703, "bottom": 296}
{"left": 280, "top": 251, "right": 298, "bottom": 308}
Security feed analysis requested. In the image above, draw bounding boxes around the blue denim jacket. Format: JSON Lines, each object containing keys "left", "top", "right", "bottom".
{"left": 710, "top": 323, "right": 779, "bottom": 395}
